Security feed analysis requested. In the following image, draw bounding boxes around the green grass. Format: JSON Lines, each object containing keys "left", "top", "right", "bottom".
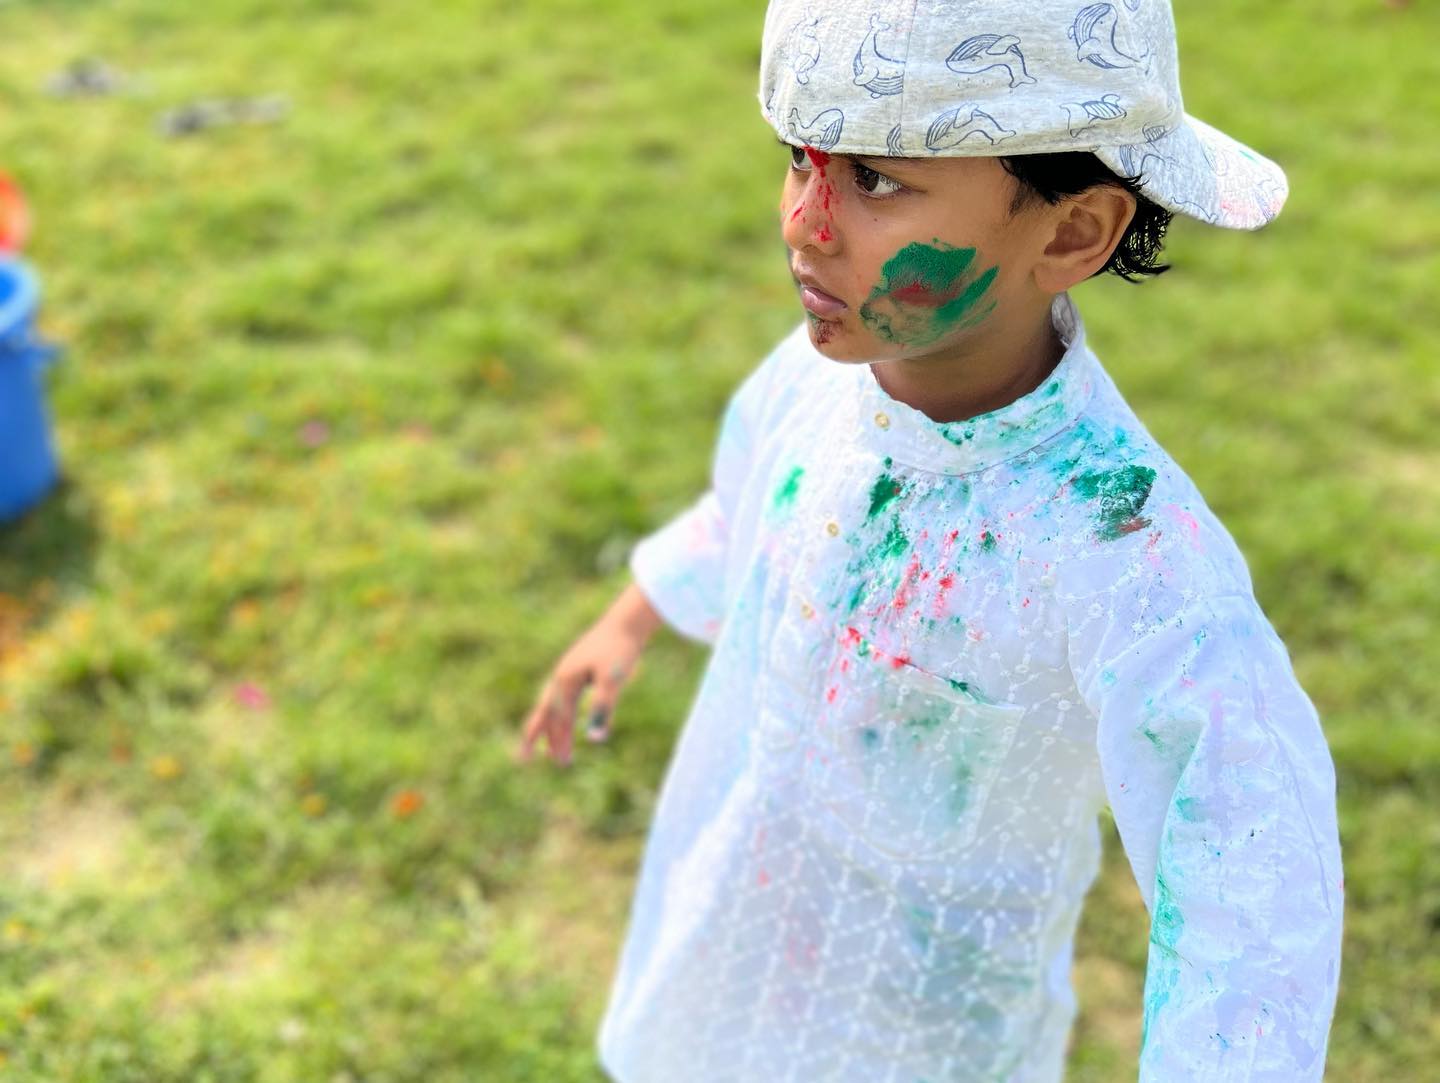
{"left": 1, "top": 0, "right": 1437, "bottom": 1078}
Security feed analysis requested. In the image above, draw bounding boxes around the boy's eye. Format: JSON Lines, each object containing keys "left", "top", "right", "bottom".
{"left": 784, "top": 140, "right": 903, "bottom": 198}
{"left": 853, "top": 162, "right": 902, "bottom": 198}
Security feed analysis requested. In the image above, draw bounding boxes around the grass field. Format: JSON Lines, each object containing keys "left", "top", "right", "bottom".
{"left": 1, "top": 0, "right": 1437, "bottom": 1079}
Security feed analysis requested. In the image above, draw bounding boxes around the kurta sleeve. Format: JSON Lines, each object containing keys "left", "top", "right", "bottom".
{"left": 1069, "top": 586, "right": 1344, "bottom": 1080}
{"left": 628, "top": 339, "right": 786, "bottom": 647}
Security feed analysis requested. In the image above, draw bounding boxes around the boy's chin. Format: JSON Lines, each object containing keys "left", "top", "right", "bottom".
{"left": 804, "top": 315, "right": 874, "bottom": 363}
{"left": 805, "top": 313, "right": 849, "bottom": 351}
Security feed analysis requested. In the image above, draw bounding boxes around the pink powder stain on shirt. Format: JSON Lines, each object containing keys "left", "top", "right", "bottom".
{"left": 930, "top": 529, "right": 963, "bottom": 619}
{"left": 1166, "top": 503, "right": 1205, "bottom": 551}
{"left": 889, "top": 548, "right": 927, "bottom": 612}
{"left": 757, "top": 868, "right": 771, "bottom": 887}
{"left": 1143, "top": 528, "right": 1168, "bottom": 578}
{"left": 785, "top": 933, "right": 819, "bottom": 970}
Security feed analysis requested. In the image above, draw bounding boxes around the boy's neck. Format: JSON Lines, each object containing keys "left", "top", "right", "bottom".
{"left": 866, "top": 299, "right": 1066, "bottom": 425}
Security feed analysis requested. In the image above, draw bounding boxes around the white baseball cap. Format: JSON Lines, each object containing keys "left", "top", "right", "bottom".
{"left": 759, "top": 0, "right": 1288, "bottom": 229}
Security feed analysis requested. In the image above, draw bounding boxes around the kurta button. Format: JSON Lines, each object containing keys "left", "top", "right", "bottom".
{"left": 873, "top": 411, "right": 890, "bottom": 429}
{"left": 825, "top": 519, "right": 839, "bottom": 536}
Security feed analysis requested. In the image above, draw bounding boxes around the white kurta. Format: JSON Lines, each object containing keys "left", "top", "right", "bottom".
{"left": 595, "top": 293, "right": 1344, "bottom": 1083}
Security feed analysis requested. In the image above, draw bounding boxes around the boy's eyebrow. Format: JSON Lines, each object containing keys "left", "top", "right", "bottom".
{"left": 853, "top": 152, "right": 941, "bottom": 171}
{"left": 775, "top": 135, "right": 937, "bottom": 172}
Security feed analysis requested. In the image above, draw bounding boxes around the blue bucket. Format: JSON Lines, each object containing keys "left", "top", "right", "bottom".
{"left": 0, "top": 256, "right": 61, "bottom": 523}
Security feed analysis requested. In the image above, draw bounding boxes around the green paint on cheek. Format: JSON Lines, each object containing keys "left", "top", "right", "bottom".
{"left": 772, "top": 464, "right": 804, "bottom": 511}
{"left": 1072, "top": 464, "right": 1157, "bottom": 541}
{"left": 858, "top": 239, "right": 1000, "bottom": 347}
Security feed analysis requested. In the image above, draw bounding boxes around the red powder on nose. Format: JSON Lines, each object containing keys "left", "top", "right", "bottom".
{"left": 804, "top": 146, "right": 831, "bottom": 169}
{"left": 789, "top": 203, "right": 806, "bottom": 222}
{"left": 816, "top": 224, "right": 833, "bottom": 242}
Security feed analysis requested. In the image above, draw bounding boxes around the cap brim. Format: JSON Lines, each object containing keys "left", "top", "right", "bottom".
{"left": 1093, "top": 112, "right": 1288, "bottom": 230}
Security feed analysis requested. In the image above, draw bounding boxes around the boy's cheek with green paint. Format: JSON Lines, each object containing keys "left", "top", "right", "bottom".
{"left": 857, "top": 238, "right": 1001, "bottom": 348}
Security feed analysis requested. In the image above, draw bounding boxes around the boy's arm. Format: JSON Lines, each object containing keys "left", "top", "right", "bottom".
{"left": 1068, "top": 585, "right": 1344, "bottom": 1081}
{"left": 627, "top": 335, "right": 790, "bottom": 646}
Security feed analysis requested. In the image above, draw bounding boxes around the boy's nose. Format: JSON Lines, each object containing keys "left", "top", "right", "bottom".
{"left": 781, "top": 163, "right": 841, "bottom": 254}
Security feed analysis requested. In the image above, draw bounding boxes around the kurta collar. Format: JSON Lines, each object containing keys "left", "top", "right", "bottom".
{"left": 850, "top": 291, "right": 1098, "bottom": 477}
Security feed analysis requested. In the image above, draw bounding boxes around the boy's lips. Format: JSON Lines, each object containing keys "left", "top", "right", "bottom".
{"left": 793, "top": 268, "right": 848, "bottom": 319}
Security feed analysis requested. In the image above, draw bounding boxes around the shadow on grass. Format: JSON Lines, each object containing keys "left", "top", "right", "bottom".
{"left": 0, "top": 474, "right": 99, "bottom": 607}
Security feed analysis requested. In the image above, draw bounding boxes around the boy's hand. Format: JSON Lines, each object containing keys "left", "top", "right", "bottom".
{"left": 514, "top": 582, "right": 661, "bottom": 767}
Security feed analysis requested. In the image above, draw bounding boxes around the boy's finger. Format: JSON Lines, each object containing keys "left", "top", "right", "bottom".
{"left": 547, "top": 673, "right": 591, "bottom": 766}
{"left": 585, "top": 700, "right": 613, "bottom": 742}
{"left": 517, "top": 697, "right": 551, "bottom": 762}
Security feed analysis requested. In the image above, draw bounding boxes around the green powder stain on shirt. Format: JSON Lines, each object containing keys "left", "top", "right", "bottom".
{"left": 1174, "top": 795, "right": 1205, "bottom": 823}
{"left": 771, "top": 464, "right": 803, "bottom": 511}
{"left": 1072, "top": 464, "right": 1157, "bottom": 541}
{"left": 948, "top": 758, "right": 975, "bottom": 819}
{"left": 1140, "top": 867, "right": 1187, "bottom": 1056}
{"left": 939, "top": 426, "right": 976, "bottom": 448}
{"left": 980, "top": 530, "right": 997, "bottom": 553}
{"left": 860, "top": 726, "right": 881, "bottom": 750}
{"left": 867, "top": 469, "right": 904, "bottom": 520}
{"left": 877, "top": 517, "right": 909, "bottom": 561}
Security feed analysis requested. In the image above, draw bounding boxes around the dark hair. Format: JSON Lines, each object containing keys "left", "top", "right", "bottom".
{"left": 998, "top": 152, "right": 1173, "bottom": 282}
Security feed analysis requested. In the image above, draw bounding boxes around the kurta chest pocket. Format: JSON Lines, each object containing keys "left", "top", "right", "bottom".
{"left": 801, "top": 647, "right": 1025, "bottom": 862}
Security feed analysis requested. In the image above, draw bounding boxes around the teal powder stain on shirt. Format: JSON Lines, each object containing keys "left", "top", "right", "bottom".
{"left": 1175, "top": 794, "right": 1207, "bottom": 823}
{"left": 1141, "top": 867, "right": 1187, "bottom": 1056}
{"left": 948, "top": 758, "right": 976, "bottom": 819}
{"left": 1072, "top": 464, "right": 1157, "bottom": 540}
{"left": 772, "top": 464, "right": 804, "bottom": 512}
{"left": 939, "top": 426, "right": 977, "bottom": 448}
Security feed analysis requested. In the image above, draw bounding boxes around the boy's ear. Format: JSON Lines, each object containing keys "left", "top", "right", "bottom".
{"left": 1032, "top": 186, "right": 1137, "bottom": 292}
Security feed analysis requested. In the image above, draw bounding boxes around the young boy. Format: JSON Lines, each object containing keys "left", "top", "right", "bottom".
{"left": 517, "top": 2, "right": 1343, "bottom": 1079}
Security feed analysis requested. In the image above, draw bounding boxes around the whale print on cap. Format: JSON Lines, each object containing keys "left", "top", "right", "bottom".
{"left": 784, "top": 8, "right": 823, "bottom": 85}
{"left": 853, "top": 13, "right": 905, "bottom": 97}
{"left": 1069, "top": 3, "right": 1149, "bottom": 71}
{"left": 946, "top": 34, "right": 1036, "bottom": 89}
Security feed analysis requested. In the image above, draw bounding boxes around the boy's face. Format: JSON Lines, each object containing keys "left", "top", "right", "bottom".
{"left": 779, "top": 140, "right": 1054, "bottom": 363}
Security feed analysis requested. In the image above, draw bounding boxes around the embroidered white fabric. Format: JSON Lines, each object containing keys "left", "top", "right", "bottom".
{"left": 596, "top": 292, "right": 1343, "bottom": 1082}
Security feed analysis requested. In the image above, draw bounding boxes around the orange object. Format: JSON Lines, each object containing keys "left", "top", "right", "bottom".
{"left": 0, "top": 173, "right": 29, "bottom": 253}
